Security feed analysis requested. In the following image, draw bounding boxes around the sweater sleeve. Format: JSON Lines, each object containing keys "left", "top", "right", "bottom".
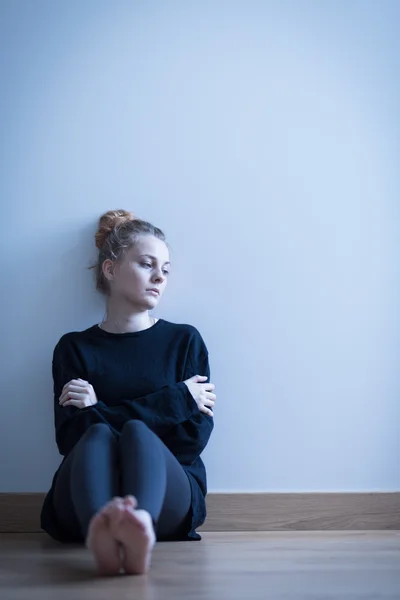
{"left": 94, "top": 384, "right": 197, "bottom": 437}
{"left": 159, "top": 331, "right": 214, "bottom": 465}
{"left": 53, "top": 337, "right": 111, "bottom": 456}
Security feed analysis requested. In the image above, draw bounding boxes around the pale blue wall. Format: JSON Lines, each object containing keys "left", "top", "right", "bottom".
{"left": 1, "top": 0, "right": 398, "bottom": 491}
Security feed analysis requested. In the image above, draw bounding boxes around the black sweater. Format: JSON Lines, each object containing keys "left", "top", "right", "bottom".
{"left": 40, "top": 319, "right": 214, "bottom": 542}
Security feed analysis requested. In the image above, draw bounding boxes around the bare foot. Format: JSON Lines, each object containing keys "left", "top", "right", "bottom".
{"left": 86, "top": 499, "right": 124, "bottom": 576}
{"left": 108, "top": 495, "right": 156, "bottom": 575}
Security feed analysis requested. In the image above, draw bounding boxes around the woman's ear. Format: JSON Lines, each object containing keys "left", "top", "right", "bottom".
{"left": 102, "top": 259, "right": 115, "bottom": 282}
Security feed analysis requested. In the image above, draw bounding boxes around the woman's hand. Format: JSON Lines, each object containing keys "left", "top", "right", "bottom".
{"left": 59, "top": 379, "right": 98, "bottom": 409}
{"left": 183, "top": 375, "right": 216, "bottom": 417}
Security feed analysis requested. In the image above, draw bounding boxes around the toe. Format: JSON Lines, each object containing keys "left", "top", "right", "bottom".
{"left": 123, "top": 495, "right": 138, "bottom": 509}
{"left": 105, "top": 502, "right": 124, "bottom": 526}
{"left": 124, "top": 507, "right": 147, "bottom": 532}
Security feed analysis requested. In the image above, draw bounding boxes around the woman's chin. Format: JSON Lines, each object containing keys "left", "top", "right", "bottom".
{"left": 141, "top": 296, "right": 160, "bottom": 310}
{"left": 123, "top": 296, "right": 159, "bottom": 311}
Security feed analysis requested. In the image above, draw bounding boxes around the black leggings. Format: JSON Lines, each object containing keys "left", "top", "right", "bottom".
{"left": 52, "top": 420, "right": 192, "bottom": 542}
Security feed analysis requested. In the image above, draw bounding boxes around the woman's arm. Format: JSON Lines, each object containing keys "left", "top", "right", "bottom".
{"left": 92, "top": 384, "right": 196, "bottom": 436}
{"left": 158, "top": 339, "right": 215, "bottom": 465}
{"left": 53, "top": 337, "right": 111, "bottom": 456}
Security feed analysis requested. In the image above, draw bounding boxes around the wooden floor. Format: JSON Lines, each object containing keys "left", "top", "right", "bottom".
{"left": 1, "top": 531, "right": 399, "bottom": 599}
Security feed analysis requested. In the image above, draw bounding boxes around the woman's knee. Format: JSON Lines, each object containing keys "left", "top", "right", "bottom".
{"left": 121, "top": 419, "right": 149, "bottom": 438}
{"left": 82, "top": 422, "right": 114, "bottom": 441}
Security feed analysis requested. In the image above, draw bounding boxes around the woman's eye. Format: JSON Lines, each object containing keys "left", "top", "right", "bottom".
{"left": 141, "top": 262, "right": 170, "bottom": 275}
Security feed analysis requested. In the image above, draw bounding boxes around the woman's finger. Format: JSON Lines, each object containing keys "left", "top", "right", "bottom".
{"left": 59, "top": 391, "right": 69, "bottom": 404}
{"left": 66, "top": 385, "right": 89, "bottom": 394}
{"left": 205, "top": 383, "right": 215, "bottom": 392}
{"left": 59, "top": 390, "right": 74, "bottom": 404}
{"left": 62, "top": 399, "right": 83, "bottom": 408}
{"left": 206, "top": 392, "right": 216, "bottom": 401}
{"left": 200, "top": 405, "right": 213, "bottom": 417}
{"left": 69, "top": 379, "right": 89, "bottom": 388}
{"left": 205, "top": 400, "right": 215, "bottom": 408}
{"left": 59, "top": 391, "right": 86, "bottom": 405}
{"left": 64, "top": 392, "right": 86, "bottom": 401}
{"left": 60, "top": 381, "right": 88, "bottom": 398}
{"left": 62, "top": 379, "right": 84, "bottom": 389}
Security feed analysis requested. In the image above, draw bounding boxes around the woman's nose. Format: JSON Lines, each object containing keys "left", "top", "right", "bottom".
{"left": 152, "top": 271, "right": 165, "bottom": 283}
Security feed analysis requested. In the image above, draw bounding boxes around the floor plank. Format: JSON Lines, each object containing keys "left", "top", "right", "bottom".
{"left": 0, "top": 532, "right": 399, "bottom": 599}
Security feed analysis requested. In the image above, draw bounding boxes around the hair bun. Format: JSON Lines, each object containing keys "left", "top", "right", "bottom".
{"left": 95, "top": 209, "right": 135, "bottom": 249}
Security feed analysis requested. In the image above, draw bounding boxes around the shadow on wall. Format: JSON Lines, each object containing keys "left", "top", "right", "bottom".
{"left": 2, "top": 219, "right": 107, "bottom": 488}
{"left": 36, "top": 220, "right": 105, "bottom": 337}
{"left": 13, "top": 220, "right": 103, "bottom": 370}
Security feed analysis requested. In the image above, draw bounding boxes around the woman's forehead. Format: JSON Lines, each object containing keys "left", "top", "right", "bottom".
{"left": 131, "top": 236, "right": 170, "bottom": 262}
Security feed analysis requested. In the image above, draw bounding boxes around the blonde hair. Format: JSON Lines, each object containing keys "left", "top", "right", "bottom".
{"left": 93, "top": 209, "right": 167, "bottom": 294}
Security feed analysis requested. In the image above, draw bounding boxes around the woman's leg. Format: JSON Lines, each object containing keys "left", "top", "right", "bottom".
{"left": 106, "top": 419, "right": 192, "bottom": 574}
{"left": 120, "top": 419, "right": 192, "bottom": 538}
{"left": 53, "top": 423, "right": 119, "bottom": 536}
{"left": 53, "top": 423, "right": 122, "bottom": 574}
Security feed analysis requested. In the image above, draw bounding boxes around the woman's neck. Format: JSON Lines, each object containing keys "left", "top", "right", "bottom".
{"left": 100, "top": 300, "right": 155, "bottom": 334}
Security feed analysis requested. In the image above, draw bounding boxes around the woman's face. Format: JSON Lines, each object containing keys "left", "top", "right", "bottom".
{"left": 105, "top": 235, "right": 171, "bottom": 309}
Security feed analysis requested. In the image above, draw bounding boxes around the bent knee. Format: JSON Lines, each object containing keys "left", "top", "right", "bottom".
{"left": 121, "top": 419, "right": 149, "bottom": 436}
{"left": 84, "top": 423, "right": 114, "bottom": 438}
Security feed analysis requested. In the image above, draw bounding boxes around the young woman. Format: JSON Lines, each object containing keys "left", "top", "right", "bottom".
{"left": 40, "top": 209, "right": 216, "bottom": 576}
